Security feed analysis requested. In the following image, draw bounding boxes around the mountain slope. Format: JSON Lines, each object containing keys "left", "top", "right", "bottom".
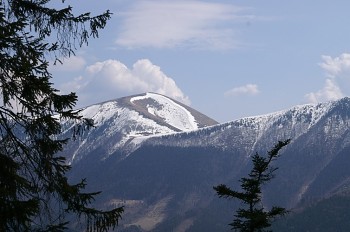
{"left": 64, "top": 96, "right": 350, "bottom": 231}
{"left": 60, "top": 92, "right": 218, "bottom": 164}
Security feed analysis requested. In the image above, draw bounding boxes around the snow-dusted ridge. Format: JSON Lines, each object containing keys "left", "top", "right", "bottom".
{"left": 231, "top": 100, "right": 334, "bottom": 131}
{"left": 143, "top": 98, "right": 342, "bottom": 153}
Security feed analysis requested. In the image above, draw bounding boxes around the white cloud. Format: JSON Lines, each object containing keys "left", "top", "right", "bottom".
{"left": 61, "top": 59, "right": 190, "bottom": 106}
{"left": 305, "top": 79, "right": 344, "bottom": 103}
{"left": 319, "top": 53, "right": 350, "bottom": 77}
{"left": 115, "top": 1, "right": 253, "bottom": 50}
{"left": 306, "top": 53, "right": 350, "bottom": 103}
{"left": 225, "top": 84, "right": 260, "bottom": 97}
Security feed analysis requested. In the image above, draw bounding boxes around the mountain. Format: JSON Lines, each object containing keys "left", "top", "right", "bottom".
{"left": 59, "top": 92, "right": 218, "bottom": 164}
{"left": 63, "top": 95, "right": 350, "bottom": 231}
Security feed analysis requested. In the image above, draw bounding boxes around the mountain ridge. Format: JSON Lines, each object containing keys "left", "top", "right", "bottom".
{"left": 142, "top": 97, "right": 345, "bottom": 156}
{"left": 62, "top": 95, "right": 350, "bottom": 231}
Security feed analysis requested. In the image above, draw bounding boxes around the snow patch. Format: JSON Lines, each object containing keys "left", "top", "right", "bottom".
{"left": 130, "top": 92, "right": 198, "bottom": 131}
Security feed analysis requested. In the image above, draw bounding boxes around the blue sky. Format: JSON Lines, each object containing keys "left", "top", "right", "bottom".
{"left": 51, "top": 0, "right": 350, "bottom": 122}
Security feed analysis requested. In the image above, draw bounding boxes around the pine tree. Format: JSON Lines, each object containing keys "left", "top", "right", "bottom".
{"left": 214, "top": 140, "right": 290, "bottom": 232}
{"left": 0, "top": 0, "right": 123, "bottom": 231}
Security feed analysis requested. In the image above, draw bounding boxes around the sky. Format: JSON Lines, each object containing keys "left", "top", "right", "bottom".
{"left": 50, "top": 0, "right": 350, "bottom": 123}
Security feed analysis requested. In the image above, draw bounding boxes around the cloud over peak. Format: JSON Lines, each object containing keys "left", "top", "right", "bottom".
{"left": 305, "top": 79, "right": 344, "bottom": 103}
{"left": 61, "top": 59, "right": 190, "bottom": 107}
{"left": 306, "top": 53, "right": 350, "bottom": 103}
{"left": 115, "top": 1, "right": 252, "bottom": 50}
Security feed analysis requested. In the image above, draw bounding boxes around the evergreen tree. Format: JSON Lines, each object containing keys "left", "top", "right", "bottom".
{"left": 214, "top": 140, "right": 290, "bottom": 232}
{"left": 0, "top": 0, "right": 123, "bottom": 231}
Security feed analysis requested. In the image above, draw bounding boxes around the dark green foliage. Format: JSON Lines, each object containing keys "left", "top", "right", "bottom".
{"left": 0, "top": 0, "right": 123, "bottom": 231}
{"left": 214, "top": 140, "right": 290, "bottom": 232}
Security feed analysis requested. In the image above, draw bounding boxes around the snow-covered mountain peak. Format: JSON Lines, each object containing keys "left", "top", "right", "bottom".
{"left": 130, "top": 92, "right": 199, "bottom": 131}
{"left": 79, "top": 101, "right": 119, "bottom": 126}
{"left": 60, "top": 93, "right": 218, "bottom": 163}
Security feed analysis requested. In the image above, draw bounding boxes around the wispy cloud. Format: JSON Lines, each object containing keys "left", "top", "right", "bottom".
{"left": 306, "top": 53, "right": 350, "bottom": 103}
{"left": 60, "top": 59, "right": 190, "bottom": 107}
{"left": 115, "top": 1, "right": 254, "bottom": 50}
{"left": 225, "top": 84, "right": 260, "bottom": 97}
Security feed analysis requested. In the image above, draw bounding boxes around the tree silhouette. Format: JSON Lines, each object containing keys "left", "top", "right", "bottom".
{"left": 0, "top": 1, "right": 123, "bottom": 231}
{"left": 214, "top": 140, "right": 290, "bottom": 232}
